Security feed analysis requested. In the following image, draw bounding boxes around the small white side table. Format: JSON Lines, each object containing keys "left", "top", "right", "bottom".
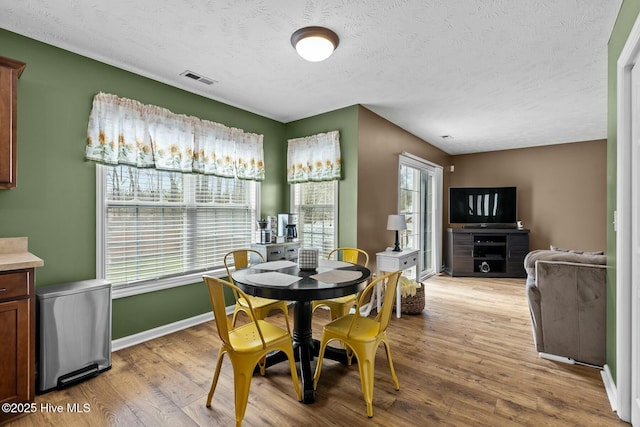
{"left": 376, "top": 249, "right": 419, "bottom": 318}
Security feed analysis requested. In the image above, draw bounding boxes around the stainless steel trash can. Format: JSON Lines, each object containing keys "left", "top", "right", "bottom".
{"left": 36, "top": 279, "right": 112, "bottom": 394}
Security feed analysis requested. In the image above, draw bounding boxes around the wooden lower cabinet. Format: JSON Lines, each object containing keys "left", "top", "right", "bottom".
{"left": 0, "top": 269, "right": 34, "bottom": 425}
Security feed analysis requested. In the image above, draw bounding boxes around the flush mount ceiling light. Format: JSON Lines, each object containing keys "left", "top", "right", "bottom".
{"left": 291, "top": 26, "right": 339, "bottom": 62}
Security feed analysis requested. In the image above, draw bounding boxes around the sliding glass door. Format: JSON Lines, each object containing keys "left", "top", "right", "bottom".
{"left": 399, "top": 154, "right": 443, "bottom": 279}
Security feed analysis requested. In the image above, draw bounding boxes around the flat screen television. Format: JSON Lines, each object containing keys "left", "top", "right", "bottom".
{"left": 449, "top": 186, "right": 517, "bottom": 227}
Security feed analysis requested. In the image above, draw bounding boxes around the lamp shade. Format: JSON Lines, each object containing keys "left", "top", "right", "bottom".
{"left": 291, "top": 26, "right": 339, "bottom": 62}
{"left": 387, "top": 214, "right": 407, "bottom": 231}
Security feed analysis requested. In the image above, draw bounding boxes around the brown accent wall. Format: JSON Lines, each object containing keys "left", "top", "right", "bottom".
{"left": 357, "top": 106, "right": 451, "bottom": 267}
{"left": 449, "top": 139, "right": 607, "bottom": 252}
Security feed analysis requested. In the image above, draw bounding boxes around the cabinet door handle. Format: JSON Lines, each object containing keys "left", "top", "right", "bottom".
{"left": 270, "top": 250, "right": 282, "bottom": 255}
{"left": 0, "top": 287, "right": 6, "bottom": 292}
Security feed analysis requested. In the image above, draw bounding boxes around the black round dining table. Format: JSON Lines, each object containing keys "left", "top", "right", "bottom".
{"left": 231, "top": 261, "right": 371, "bottom": 403}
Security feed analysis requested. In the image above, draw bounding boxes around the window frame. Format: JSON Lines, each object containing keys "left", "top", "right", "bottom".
{"left": 96, "top": 164, "right": 261, "bottom": 299}
{"left": 398, "top": 153, "right": 443, "bottom": 280}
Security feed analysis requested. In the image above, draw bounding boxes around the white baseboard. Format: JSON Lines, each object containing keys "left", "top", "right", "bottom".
{"left": 601, "top": 364, "right": 618, "bottom": 412}
{"left": 112, "top": 310, "right": 223, "bottom": 352}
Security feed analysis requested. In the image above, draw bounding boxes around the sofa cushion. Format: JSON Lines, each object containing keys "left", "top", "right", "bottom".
{"left": 550, "top": 245, "right": 604, "bottom": 256}
{"left": 524, "top": 249, "right": 606, "bottom": 285}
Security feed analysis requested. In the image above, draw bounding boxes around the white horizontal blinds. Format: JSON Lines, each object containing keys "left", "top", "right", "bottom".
{"left": 106, "top": 206, "right": 185, "bottom": 284}
{"left": 293, "top": 180, "right": 337, "bottom": 258}
{"left": 189, "top": 207, "right": 253, "bottom": 272}
{"left": 104, "top": 165, "right": 256, "bottom": 287}
{"left": 190, "top": 176, "right": 255, "bottom": 271}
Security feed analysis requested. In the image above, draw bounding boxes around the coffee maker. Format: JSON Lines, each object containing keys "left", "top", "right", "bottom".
{"left": 256, "top": 219, "right": 272, "bottom": 244}
{"left": 277, "top": 213, "right": 297, "bottom": 241}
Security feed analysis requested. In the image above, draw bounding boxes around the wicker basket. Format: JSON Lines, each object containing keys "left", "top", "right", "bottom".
{"left": 396, "top": 282, "right": 425, "bottom": 314}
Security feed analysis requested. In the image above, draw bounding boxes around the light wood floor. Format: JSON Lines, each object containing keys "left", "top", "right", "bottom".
{"left": 8, "top": 274, "right": 628, "bottom": 426}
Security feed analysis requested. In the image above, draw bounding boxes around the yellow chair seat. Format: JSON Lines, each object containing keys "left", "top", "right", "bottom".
{"left": 228, "top": 320, "right": 291, "bottom": 352}
{"left": 320, "top": 294, "right": 356, "bottom": 305}
{"left": 323, "top": 315, "right": 381, "bottom": 341}
{"left": 313, "top": 294, "right": 357, "bottom": 318}
{"left": 237, "top": 295, "right": 284, "bottom": 310}
{"left": 313, "top": 270, "right": 402, "bottom": 418}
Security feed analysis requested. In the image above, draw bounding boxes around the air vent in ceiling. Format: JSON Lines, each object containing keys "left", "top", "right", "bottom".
{"left": 180, "top": 70, "right": 218, "bottom": 86}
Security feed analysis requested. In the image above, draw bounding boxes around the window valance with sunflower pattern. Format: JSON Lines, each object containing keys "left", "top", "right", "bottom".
{"left": 85, "top": 92, "right": 265, "bottom": 181}
{"left": 287, "top": 130, "right": 341, "bottom": 183}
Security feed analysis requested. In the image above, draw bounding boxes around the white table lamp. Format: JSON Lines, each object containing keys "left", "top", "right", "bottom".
{"left": 387, "top": 214, "right": 407, "bottom": 252}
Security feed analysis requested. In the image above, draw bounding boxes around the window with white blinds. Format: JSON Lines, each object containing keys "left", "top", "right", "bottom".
{"left": 291, "top": 180, "right": 337, "bottom": 258}
{"left": 98, "top": 165, "right": 258, "bottom": 295}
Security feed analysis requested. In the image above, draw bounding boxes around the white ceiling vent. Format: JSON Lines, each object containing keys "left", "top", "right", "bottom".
{"left": 180, "top": 70, "right": 217, "bottom": 86}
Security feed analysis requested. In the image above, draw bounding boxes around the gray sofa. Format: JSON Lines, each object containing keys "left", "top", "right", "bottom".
{"left": 524, "top": 249, "right": 607, "bottom": 366}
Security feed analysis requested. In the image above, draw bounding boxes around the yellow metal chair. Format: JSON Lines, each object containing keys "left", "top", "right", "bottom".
{"left": 202, "top": 276, "right": 302, "bottom": 427}
{"left": 312, "top": 247, "right": 370, "bottom": 320}
{"left": 224, "top": 249, "right": 291, "bottom": 334}
{"left": 313, "top": 270, "right": 402, "bottom": 418}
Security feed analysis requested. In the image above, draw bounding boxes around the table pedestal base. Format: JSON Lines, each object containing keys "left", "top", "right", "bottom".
{"left": 256, "top": 300, "right": 353, "bottom": 403}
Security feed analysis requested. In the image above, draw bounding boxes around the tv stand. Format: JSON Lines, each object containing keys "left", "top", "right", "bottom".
{"left": 445, "top": 228, "right": 529, "bottom": 278}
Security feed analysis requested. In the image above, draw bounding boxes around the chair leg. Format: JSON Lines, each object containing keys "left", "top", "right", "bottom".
{"left": 313, "top": 337, "right": 331, "bottom": 389}
{"left": 346, "top": 344, "right": 355, "bottom": 366}
{"left": 231, "top": 365, "right": 254, "bottom": 427}
{"left": 354, "top": 345, "right": 376, "bottom": 418}
{"left": 206, "top": 350, "right": 226, "bottom": 407}
{"left": 281, "top": 345, "right": 302, "bottom": 401}
{"left": 382, "top": 339, "right": 400, "bottom": 390}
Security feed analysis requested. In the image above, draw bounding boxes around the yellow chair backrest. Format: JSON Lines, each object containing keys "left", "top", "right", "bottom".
{"left": 375, "top": 271, "right": 401, "bottom": 332}
{"left": 351, "top": 270, "right": 401, "bottom": 335}
{"left": 224, "top": 249, "right": 264, "bottom": 277}
{"left": 328, "top": 247, "right": 369, "bottom": 267}
{"left": 203, "top": 276, "right": 266, "bottom": 349}
{"left": 224, "top": 249, "right": 264, "bottom": 297}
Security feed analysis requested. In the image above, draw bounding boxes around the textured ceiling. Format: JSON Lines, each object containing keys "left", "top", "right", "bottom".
{"left": 0, "top": 0, "right": 622, "bottom": 154}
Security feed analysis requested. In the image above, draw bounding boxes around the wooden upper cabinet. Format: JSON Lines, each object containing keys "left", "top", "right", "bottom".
{"left": 0, "top": 56, "right": 26, "bottom": 189}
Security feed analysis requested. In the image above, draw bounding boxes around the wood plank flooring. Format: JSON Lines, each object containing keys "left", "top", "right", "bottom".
{"left": 7, "top": 274, "right": 628, "bottom": 426}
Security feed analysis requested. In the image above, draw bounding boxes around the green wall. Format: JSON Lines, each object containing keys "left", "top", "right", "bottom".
{"left": 0, "top": 29, "right": 288, "bottom": 339}
{"left": 607, "top": 0, "right": 640, "bottom": 381}
{"left": 284, "top": 106, "right": 360, "bottom": 248}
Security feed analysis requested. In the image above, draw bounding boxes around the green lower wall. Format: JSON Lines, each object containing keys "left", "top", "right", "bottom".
{"left": 284, "top": 106, "right": 360, "bottom": 248}
{"left": 0, "top": 29, "right": 287, "bottom": 339}
{"left": 607, "top": 0, "right": 640, "bottom": 382}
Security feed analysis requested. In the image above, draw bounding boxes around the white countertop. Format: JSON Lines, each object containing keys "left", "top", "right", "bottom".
{"left": 0, "top": 237, "right": 44, "bottom": 272}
